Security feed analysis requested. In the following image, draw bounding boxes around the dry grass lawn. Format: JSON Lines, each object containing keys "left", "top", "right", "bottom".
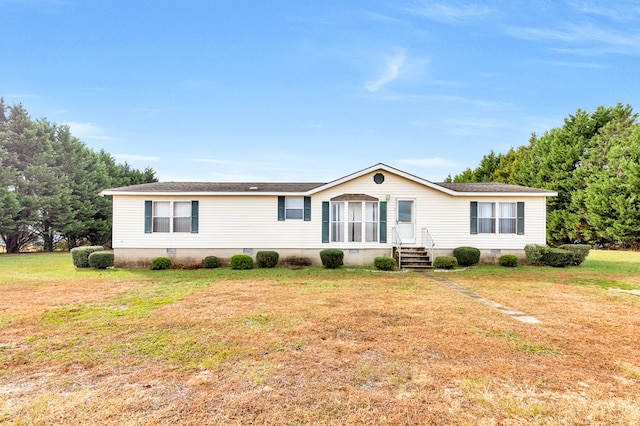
{"left": 1, "top": 251, "right": 639, "bottom": 424}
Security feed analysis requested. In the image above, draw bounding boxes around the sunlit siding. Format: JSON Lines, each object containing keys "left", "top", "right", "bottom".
{"left": 110, "top": 169, "right": 549, "bottom": 251}
{"left": 112, "top": 195, "right": 321, "bottom": 249}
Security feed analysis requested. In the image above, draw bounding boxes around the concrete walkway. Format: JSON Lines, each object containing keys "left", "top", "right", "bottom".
{"left": 421, "top": 272, "right": 541, "bottom": 324}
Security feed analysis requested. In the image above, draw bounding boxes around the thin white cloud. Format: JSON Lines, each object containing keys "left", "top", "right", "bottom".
{"left": 404, "top": 1, "right": 494, "bottom": 24}
{"left": 568, "top": 1, "right": 640, "bottom": 22}
{"left": 112, "top": 153, "right": 159, "bottom": 163}
{"left": 65, "top": 121, "right": 116, "bottom": 141}
{"left": 397, "top": 157, "right": 463, "bottom": 169}
{"left": 506, "top": 23, "right": 640, "bottom": 55}
{"left": 365, "top": 50, "right": 407, "bottom": 92}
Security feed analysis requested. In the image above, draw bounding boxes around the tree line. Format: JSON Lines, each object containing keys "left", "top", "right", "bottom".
{"left": 0, "top": 100, "right": 157, "bottom": 253}
{"left": 448, "top": 103, "right": 640, "bottom": 249}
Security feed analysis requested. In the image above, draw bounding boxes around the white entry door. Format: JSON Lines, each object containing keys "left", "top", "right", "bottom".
{"left": 396, "top": 199, "right": 415, "bottom": 244}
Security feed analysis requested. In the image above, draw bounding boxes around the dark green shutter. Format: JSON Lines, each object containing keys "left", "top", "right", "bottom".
{"left": 304, "top": 196, "right": 311, "bottom": 221}
{"left": 277, "top": 196, "right": 285, "bottom": 221}
{"left": 470, "top": 201, "right": 478, "bottom": 235}
{"left": 517, "top": 202, "right": 525, "bottom": 235}
{"left": 144, "top": 200, "right": 152, "bottom": 233}
{"left": 379, "top": 201, "right": 387, "bottom": 243}
{"left": 191, "top": 200, "right": 199, "bottom": 233}
{"left": 322, "top": 201, "right": 329, "bottom": 243}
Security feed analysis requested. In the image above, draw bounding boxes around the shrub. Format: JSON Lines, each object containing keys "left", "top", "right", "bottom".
{"left": 498, "top": 254, "right": 519, "bottom": 267}
{"left": 557, "top": 244, "right": 591, "bottom": 266}
{"left": 202, "top": 255, "right": 220, "bottom": 269}
{"left": 374, "top": 256, "right": 396, "bottom": 271}
{"left": 541, "top": 248, "right": 574, "bottom": 267}
{"left": 256, "top": 251, "right": 279, "bottom": 268}
{"left": 71, "top": 245, "right": 105, "bottom": 268}
{"left": 452, "top": 246, "right": 481, "bottom": 266}
{"left": 151, "top": 257, "right": 172, "bottom": 270}
{"left": 88, "top": 251, "right": 114, "bottom": 269}
{"left": 434, "top": 256, "right": 458, "bottom": 269}
{"left": 320, "top": 249, "right": 344, "bottom": 269}
{"left": 230, "top": 254, "right": 254, "bottom": 270}
{"left": 524, "top": 244, "right": 550, "bottom": 265}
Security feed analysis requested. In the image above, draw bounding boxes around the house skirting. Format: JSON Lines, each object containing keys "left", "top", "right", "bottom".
{"left": 112, "top": 247, "right": 394, "bottom": 268}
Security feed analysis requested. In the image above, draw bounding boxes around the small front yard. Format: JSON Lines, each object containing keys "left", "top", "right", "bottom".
{"left": 1, "top": 251, "right": 639, "bottom": 424}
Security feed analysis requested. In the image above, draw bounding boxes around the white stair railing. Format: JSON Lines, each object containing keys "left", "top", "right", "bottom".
{"left": 392, "top": 227, "right": 403, "bottom": 267}
{"left": 421, "top": 227, "right": 435, "bottom": 263}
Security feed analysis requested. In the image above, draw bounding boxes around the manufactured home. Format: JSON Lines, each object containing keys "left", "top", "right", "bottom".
{"left": 101, "top": 163, "right": 556, "bottom": 267}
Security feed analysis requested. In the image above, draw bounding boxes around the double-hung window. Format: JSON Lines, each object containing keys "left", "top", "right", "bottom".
{"left": 277, "top": 196, "right": 311, "bottom": 221}
{"left": 285, "top": 197, "right": 304, "bottom": 220}
{"left": 478, "top": 202, "right": 495, "bottom": 233}
{"left": 499, "top": 203, "right": 517, "bottom": 234}
{"left": 173, "top": 201, "right": 192, "bottom": 232}
{"left": 146, "top": 200, "right": 198, "bottom": 233}
{"left": 331, "top": 202, "right": 344, "bottom": 242}
{"left": 471, "top": 201, "right": 524, "bottom": 235}
{"left": 153, "top": 201, "right": 171, "bottom": 232}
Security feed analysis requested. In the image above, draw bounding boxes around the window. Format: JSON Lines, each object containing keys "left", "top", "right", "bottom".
{"left": 398, "top": 200, "right": 412, "bottom": 223}
{"left": 278, "top": 196, "right": 311, "bottom": 221}
{"left": 331, "top": 202, "right": 344, "bottom": 242}
{"left": 145, "top": 200, "right": 198, "bottom": 233}
{"left": 478, "top": 202, "right": 495, "bottom": 233}
{"left": 285, "top": 197, "right": 304, "bottom": 220}
{"left": 331, "top": 201, "right": 378, "bottom": 243}
{"left": 173, "top": 201, "right": 192, "bottom": 232}
{"left": 471, "top": 201, "right": 524, "bottom": 235}
{"left": 499, "top": 203, "right": 516, "bottom": 234}
{"left": 322, "top": 200, "right": 386, "bottom": 244}
{"left": 365, "top": 202, "right": 378, "bottom": 242}
{"left": 153, "top": 201, "right": 170, "bottom": 233}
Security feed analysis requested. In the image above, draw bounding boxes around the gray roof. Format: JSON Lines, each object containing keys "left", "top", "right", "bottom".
{"left": 435, "top": 182, "right": 554, "bottom": 194}
{"left": 102, "top": 163, "right": 555, "bottom": 196}
{"left": 105, "top": 181, "right": 325, "bottom": 193}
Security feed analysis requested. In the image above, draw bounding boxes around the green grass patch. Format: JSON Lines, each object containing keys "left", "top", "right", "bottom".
{"left": 485, "top": 329, "right": 558, "bottom": 356}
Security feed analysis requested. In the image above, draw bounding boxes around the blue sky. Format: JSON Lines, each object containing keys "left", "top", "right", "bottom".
{"left": 2, "top": 1, "right": 640, "bottom": 183}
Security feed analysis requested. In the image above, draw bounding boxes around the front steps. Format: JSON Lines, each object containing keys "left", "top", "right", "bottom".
{"left": 397, "top": 246, "right": 432, "bottom": 270}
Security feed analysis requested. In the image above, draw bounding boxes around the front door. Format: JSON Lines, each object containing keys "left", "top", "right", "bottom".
{"left": 396, "top": 199, "right": 415, "bottom": 244}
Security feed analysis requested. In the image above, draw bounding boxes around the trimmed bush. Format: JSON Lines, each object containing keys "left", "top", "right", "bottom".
{"left": 202, "top": 256, "right": 220, "bottom": 269}
{"left": 452, "top": 246, "right": 481, "bottom": 267}
{"left": 88, "top": 251, "right": 114, "bottom": 269}
{"left": 541, "top": 248, "right": 574, "bottom": 267}
{"left": 151, "top": 257, "right": 172, "bottom": 270}
{"left": 498, "top": 254, "right": 519, "bottom": 267}
{"left": 230, "top": 254, "right": 254, "bottom": 270}
{"left": 524, "top": 244, "right": 550, "bottom": 265}
{"left": 374, "top": 256, "right": 396, "bottom": 271}
{"left": 557, "top": 244, "right": 591, "bottom": 266}
{"left": 71, "top": 245, "right": 105, "bottom": 268}
{"left": 256, "top": 251, "right": 279, "bottom": 268}
{"left": 434, "top": 256, "right": 458, "bottom": 269}
{"left": 320, "top": 249, "right": 344, "bottom": 269}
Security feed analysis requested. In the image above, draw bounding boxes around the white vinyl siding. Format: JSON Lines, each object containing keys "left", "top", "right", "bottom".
{"left": 110, "top": 170, "right": 550, "bottom": 251}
